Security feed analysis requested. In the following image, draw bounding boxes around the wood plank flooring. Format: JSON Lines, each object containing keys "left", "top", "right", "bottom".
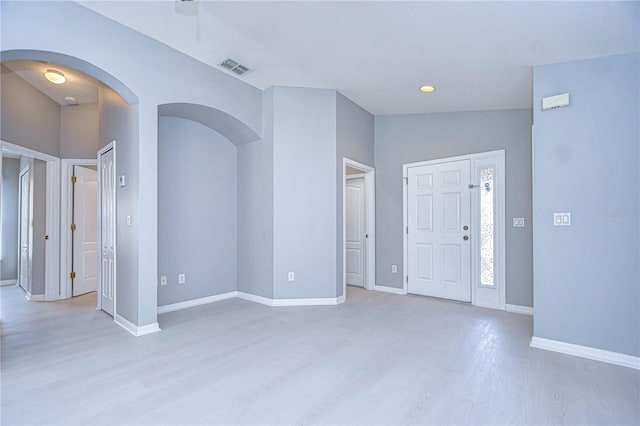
{"left": 1, "top": 285, "right": 638, "bottom": 425}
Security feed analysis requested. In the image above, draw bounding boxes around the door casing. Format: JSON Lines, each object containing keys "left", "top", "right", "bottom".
{"left": 403, "top": 150, "right": 506, "bottom": 310}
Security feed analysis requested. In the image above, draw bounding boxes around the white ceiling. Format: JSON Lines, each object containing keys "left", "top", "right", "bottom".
{"left": 78, "top": 1, "right": 639, "bottom": 115}
{"left": 2, "top": 60, "right": 100, "bottom": 106}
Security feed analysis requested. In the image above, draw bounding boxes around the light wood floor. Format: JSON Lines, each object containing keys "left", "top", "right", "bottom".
{"left": 1, "top": 285, "right": 638, "bottom": 425}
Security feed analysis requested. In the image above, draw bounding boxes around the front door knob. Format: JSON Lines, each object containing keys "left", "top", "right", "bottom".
{"left": 463, "top": 235, "right": 469, "bottom": 241}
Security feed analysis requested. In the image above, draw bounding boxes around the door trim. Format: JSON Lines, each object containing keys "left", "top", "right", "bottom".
{"left": 1, "top": 140, "right": 60, "bottom": 301}
{"left": 60, "top": 159, "right": 98, "bottom": 299}
{"left": 403, "top": 150, "right": 506, "bottom": 310}
{"left": 97, "top": 141, "right": 116, "bottom": 314}
{"left": 342, "top": 158, "right": 376, "bottom": 300}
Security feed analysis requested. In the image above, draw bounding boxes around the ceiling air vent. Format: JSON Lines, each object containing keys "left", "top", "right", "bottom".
{"left": 218, "top": 58, "right": 252, "bottom": 76}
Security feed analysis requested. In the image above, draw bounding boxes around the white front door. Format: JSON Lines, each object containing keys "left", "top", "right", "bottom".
{"left": 72, "top": 166, "right": 99, "bottom": 296}
{"left": 18, "top": 168, "right": 31, "bottom": 292}
{"left": 346, "top": 176, "right": 365, "bottom": 287}
{"left": 99, "top": 148, "right": 115, "bottom": 316}
{"left": 407, "top": 159, "right": 471, "bottom": 302}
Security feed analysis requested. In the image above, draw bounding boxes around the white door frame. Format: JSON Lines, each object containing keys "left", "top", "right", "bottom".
{"left": 403, "top": 150, "right": 506, "bottom": 310}
{"left": 60, "top": 158, "right": 98, "bottom": 299}
{"left": 1, "top": 140, "right": 60, "bottom": 301}
{"left": 97, "top": 141, "right": 116, "bottom": 314}
{"left": 342, "top": 158, "right": 376, "bottom": 300}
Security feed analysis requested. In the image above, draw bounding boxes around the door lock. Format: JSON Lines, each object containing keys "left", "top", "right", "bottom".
{"left": 463, "top": 225, "right": 469, "bottom": 231}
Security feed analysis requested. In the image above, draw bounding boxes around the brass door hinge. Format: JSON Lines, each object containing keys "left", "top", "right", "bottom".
{"left": 70, "top": 272, "right": 76, "bottom": 279}
{"left": 70, "top": 224, "right": 77, "bottom": 231}
{"left": 71, "top": 176, "right": 77, "bottom": 184}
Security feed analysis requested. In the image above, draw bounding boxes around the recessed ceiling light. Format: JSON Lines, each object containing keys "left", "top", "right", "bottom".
{"left": 419, "top": 85, "right": 436, "bottom": 93}
{"left": 44, "top": 69, "right": 66, "bottom": 84}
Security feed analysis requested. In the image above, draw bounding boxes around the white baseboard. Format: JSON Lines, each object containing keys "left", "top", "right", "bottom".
{"left": 236, "top": 291, "right": 273, "bottom": 306}
{"left": 234, "top": 292, "right": 343, "bottom": 307}
{"left": 157, "top": 291, "right": 344, "bottom": 315}
{"left": 506, "top": 304, "right": 534, "bottom": 315}
{"left": 374, "top": 285, "right": 406, "bottom": 295}
{"left": 530, "top": 336, "right": 640, "bottom": 370}
{"left": 0, "top": 279, "right": 17, "bottom": 287}
{"left": 337, "top": 294, "right": 346, "bottom": 304}
{"left": 25, "top": 291, "right": 45, "bottom": 302}
{"left": 115, "top": 314, "right": 161, "bottom": 337}
{"left": 158, "top": 291, "right": 237, "bottom": 314}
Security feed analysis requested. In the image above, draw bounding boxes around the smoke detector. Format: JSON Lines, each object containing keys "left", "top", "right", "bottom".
{"left": 218, "top": 58, "right": 252, "bottom": 77}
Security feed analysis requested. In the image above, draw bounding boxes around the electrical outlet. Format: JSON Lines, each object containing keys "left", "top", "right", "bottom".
{"left": 391, "top": 265, "right": 398, "bottom": 273}
{"left": 160, "top": 275, "right": 167, "bottom": 286}
{"left": 178, "top": 273, "right": 186, "bottom": 284}
{"left": 288, "top": 272, "right": 295, "bottom": 282}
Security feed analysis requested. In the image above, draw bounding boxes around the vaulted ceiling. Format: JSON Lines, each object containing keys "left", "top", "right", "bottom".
{"left": 78, "top": 1, "right": 639, "bottom": 115}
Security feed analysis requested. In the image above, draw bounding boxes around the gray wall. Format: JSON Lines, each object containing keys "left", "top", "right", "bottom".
{"left": 30, "top": 158, "right": 46, "bottom": 296}
{"left": 374, "top": 109, "right": 533, "bottom": 307}
{"left": 1, "top": 157, "right": 19, "bottom": 281}
{"left": 532, "top": 53, "right": 639, "bottom": 356}
{"left": 272, "top": 87, "right": 337, "bottom": 299}
{"left": 237, "top": 89, "right": 274, "bottom": 298}
{"left": 336, "top": 93, "right": 375, "bottom": 297}
{"left": 158, "top": 116, "right": 237, "bottom": 305}
{"left": 60, "top": 103, "right": 99, "bottom": 159}
{"left": 98, "top": 84, "right": 140, "bottom": 323}
{"left": 2, "top": 0, "right": 263, "bottom": 327}
{"left": 0, "top": 66, "right": 60, "bottom": 156}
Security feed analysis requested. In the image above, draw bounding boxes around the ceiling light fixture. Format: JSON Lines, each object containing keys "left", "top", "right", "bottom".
{"left": 419, "top": 85, "right": 436, "bottom": 93}
{"left": 44, "top": 69, "right": 66, "bottom": 85}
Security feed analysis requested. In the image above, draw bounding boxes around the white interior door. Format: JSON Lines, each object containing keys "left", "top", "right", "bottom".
{"left": 99, "top": 148, "right": 115, "bottom": 316}
{"left": 72, "top": 166, "right": 98, "bottom": 296}
{"left": 408, "top": 159, "right": 471, "bottom": 302}
{"left": 346, "top": 176, "right": 366, "bottom": 287}
{"left": 18, "top": 168, "right": 31, "bottom": 292}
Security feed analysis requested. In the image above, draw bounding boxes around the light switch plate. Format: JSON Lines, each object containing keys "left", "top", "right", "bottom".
{"left": 513, "top": 218, "right": 525, "bottom": 227}
{"left": 391, "top": 264, "right": 398, "bottom": 273}
{"left": 554, "top": 212, "right": 571, "bottom": 226}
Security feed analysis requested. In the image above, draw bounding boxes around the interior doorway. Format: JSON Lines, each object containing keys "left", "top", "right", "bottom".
{"left": 342, "top": 158, "right": 375, "bottom": 300}
{"left": 1, "top": 140, "right": 60, "bottom": 301}
{"left": 403, "top": 150, "right": 506, "bottom": 310}
{"left": 346, "top": 172, "right": 366, "bottom": 287}
{"left": 61, "top": 160, "right": 98, "bottom": 298}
